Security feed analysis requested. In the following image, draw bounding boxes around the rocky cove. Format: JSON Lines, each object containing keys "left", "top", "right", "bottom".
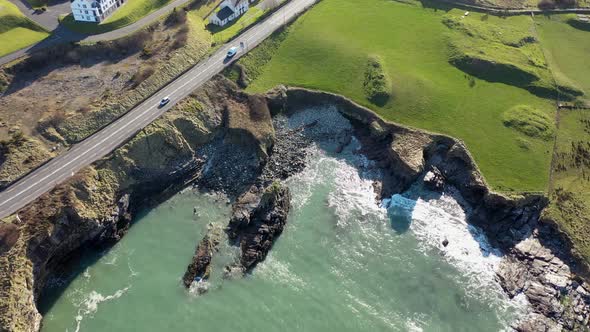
{"left": 0, "top": 76, "right": 589, "bottom": 331}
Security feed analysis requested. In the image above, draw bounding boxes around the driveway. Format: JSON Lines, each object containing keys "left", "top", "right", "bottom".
{"left": 8, "top": 0, "right": 70, "bottom": 31}
{"left": 1, "top": 0, "right": 195, "bottom": 66}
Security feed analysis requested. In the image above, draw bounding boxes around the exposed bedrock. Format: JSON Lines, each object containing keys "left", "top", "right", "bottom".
{"left": 182, "top": 224, "right": 223, "bottom": 288}
{"left": 267, "top": 85, "right": 590, "bottom": 331}
{"left": 1, "top": 79, "right": 589, "bottom": 331}
{"left": 229, "top": 182, "right": 291, "bottom": 272}
{"left": 184, "top": 182, "right": 294, "bottom": 288}
{"left": 0, "top": 77, "right": 273, "bottom": 332}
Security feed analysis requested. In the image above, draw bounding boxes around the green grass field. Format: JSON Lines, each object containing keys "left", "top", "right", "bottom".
{"left": 545, "top": 110, "right": 590, "bottom": 265}
{"left": 244, "top": 0, "right": 556, "bottom": 192}
{"left": 536, "top": 15, "right": 590, "bottom": 104}
{"left": 60, "top": 0, "right": 172, "bottom": 34}
{"left": 0, "top": 0, "right": 49, "bottom": 56}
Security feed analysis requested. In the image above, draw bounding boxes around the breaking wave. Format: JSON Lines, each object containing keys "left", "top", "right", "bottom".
{"left": 72, "top": 287, "right": 130, "bottom": 332}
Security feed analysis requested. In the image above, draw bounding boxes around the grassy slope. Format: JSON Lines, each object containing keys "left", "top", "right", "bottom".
{"left": 247, "top": 0, "right": 555, "bottom": 192}
{"left": 60, "top": 0, "right": 172, "bottom": 34}
{"left": 536, "top": 15, "right": 590, "bottom": 103}
{"left": 0, "top": 0, "right": 49, "bottom": 56}
{"left": 537, "top": 16, "right": 590, "bottom": 263}
{"left": 22, "top": 0, "right": 45, "bottom": 9}
{"left": 545, "top": 110, "right": 590, "bottom": 264}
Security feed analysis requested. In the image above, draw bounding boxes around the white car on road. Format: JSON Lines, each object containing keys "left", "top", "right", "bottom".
{"left": 159, "top": 96, "right": 170, "bottom": 107}
{"left": 226, "top": 47, "right": 238, "bottom": 58}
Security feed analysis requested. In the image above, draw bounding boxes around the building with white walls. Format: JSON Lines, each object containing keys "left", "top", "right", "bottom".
{"left": 209, "top": 0, "right": 253, "bottom": 27}
{"left": 71, "top": 0, "right": 125, "bottom": 23}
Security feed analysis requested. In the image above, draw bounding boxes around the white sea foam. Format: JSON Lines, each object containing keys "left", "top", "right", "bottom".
{"left": 387, "top": 190, "right": 504, "bottom": 287}
{"left": 103, "top": 252, "right": 118, "bottom": 266}
{"left": 73, "top": 286, "right": 130, "bottom": 332}
{"left": 386, "top": 188, "right": 530, "bottom": 325}
{"left": 344, "top": 290, "right": 400, "bottom": 331}
{"left": 405, "top": 318, "right": 425, "bottom": 332}
{"left": 284, "top": 147, "right": 324, "bottom": 211}
{"left": 326, "top": 149, "right": 383, "bottom": 227}
{"left": 255, "top": 254, "right": 307, "bottom": 292}
{"left": 286, "top": 115, "right": 528, "bottom": 328}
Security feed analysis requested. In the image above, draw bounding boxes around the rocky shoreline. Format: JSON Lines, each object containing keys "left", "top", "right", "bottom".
{"left": 0, "top": 77, "right": 589, "bottom": 331}
{"left": 276, "top": 86, "right": 590, "bottom": 331}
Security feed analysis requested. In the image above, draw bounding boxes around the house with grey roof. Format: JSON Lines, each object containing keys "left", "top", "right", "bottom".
{"left": 209, "top": 0, "right": 252, "bottom": 27}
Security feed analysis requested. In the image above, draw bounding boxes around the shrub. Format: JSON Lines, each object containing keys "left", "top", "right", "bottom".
{"left": 172, "top": 26, "right": 190, "bottom": 49}
{"left": 538, "top": 0, "right": 556, "bottom": 9}
{"left": 502, "top": 105, "right": 555, "bottom": 140}
{"left": 165, "top": 7, "right": 187, "bottom": 27}
{"left": 555, "top": 0, "right": 577, "bottom": 7}
{"left": 363, "top": 55, "right": 391, "bottom": 106}
{"left": 129, "top": 67, "right": 155, "bottom": 88}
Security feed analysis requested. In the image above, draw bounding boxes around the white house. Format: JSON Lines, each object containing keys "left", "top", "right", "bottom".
{"left": 71, "top": 0, "right": 125, "bottom": 23}
{"left": 208, "top": 0, "right": 253, "bottom": 27}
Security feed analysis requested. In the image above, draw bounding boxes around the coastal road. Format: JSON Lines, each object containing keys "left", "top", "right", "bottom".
{"left": 0, "top": 0, "right": 317, "bottom": 219}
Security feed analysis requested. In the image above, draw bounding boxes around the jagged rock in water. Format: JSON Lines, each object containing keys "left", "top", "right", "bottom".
{"left": 226, "top": 189, "right": 262, "bottom": 239}
{"left": 226, "top": 182, "right": 291, "bottom": 272}
{"left": 182, "top": 225, "right": 222, "bottom": 288}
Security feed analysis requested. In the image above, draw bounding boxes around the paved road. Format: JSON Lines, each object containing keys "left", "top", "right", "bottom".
{"left": 0, "top": 0, "right": 316, "bottom": 219}
{"left": 1, "top": 0, "right": 202, "bottom": 66}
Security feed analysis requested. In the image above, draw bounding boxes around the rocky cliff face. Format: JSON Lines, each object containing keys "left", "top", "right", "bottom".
{"left": 1, "top": 80, "right": 589, "bottom": 331}
{"left": 268, "top": 86, "right": 590, "bottom": 331}
{"left": 0, "top": 77, "right": 273, "bottom": 332}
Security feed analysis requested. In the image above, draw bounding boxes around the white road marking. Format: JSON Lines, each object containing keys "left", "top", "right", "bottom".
{"left": 0, "top": 0, "right": 315, "bottom": 217}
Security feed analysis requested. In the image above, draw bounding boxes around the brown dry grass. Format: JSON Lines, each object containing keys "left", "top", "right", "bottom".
{"left": 0, "top": 9, "right": 211, "bottom": 186}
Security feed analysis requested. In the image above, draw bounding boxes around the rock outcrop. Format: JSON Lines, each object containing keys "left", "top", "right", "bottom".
{"left": 183, "top": 182, "right": 291, "bottom": 289}
{"left": 423, "top": 166, "right": 445, "bottom": 192}
{"left": 1, "top": 80, "right": 589, "bottom": 331}
{"left": 182, "top": 224, "right": 222, "bottom": 288}
{"left": 229, "top": 182, "right": 291, "bottom": 272}
{"left": 266, "top": 86, "right": 590, "bottom": 331}
{"left": 0, "top": 77, "right": 273, "bottom": 332}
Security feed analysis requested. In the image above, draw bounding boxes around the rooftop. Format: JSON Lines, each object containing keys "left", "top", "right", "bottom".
{"left": 217, "top": 6, "right": 235, "bottom": 21}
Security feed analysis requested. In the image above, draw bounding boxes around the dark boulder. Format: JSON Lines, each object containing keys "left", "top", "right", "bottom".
{"left": 226, "top": 182, "right": 291, "bottom": 272}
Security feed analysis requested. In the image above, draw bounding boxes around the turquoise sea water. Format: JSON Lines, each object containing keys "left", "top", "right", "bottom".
{"left": 40, "top": 123, "right": 526, "bottom": 332}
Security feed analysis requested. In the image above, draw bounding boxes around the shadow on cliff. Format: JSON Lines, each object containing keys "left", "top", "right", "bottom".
{"left": 37, "top": 241, "right": 119, "bottom": 315}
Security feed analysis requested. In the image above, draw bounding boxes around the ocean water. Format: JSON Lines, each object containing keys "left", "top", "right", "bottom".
{"left": 39, "top": 116, "right": 528, "bottom": 332}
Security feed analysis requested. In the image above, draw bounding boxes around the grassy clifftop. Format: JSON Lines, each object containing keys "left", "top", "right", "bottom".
{"left": 0, "top": 8, "right": 210, "bottom": 188}
{"left": 238, "top": 0, "right": 556, "bottom": 192}
{"left": 444, "top": 12, "right": 582, "bottom": 100}
{"left": 60, "top": 0, "right": 178, "bottom": 34}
